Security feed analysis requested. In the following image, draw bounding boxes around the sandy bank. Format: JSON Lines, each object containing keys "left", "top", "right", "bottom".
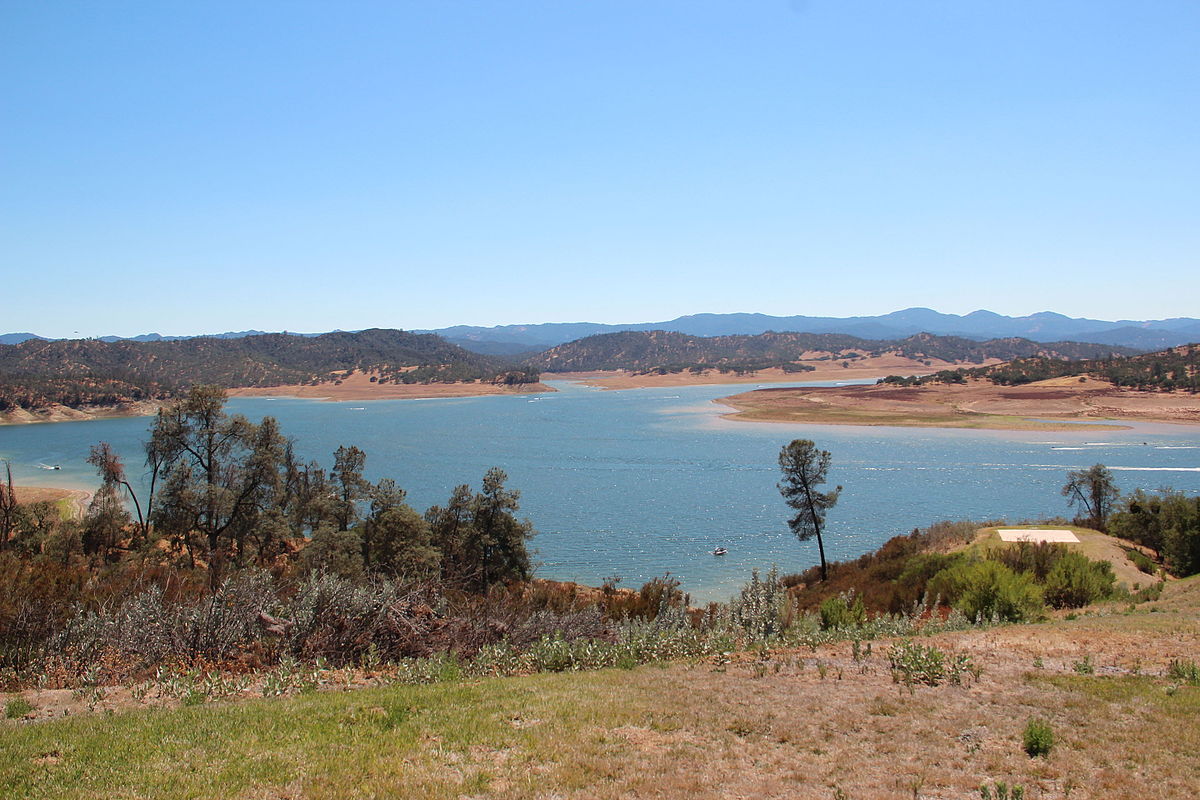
{"left": 12, "top": 485, "right": 92, "bottom": 518}
{"left": 227, "top": 371, "right": 555, "bottom": 401}
{"left": 549, "top": 355, "right": 984, "bottom": 391}
{"left": 0, "top": 400, "right": 164, "bottom": 427}
{"left": 718, "top": 376, "right": 1200, "bottom": 430}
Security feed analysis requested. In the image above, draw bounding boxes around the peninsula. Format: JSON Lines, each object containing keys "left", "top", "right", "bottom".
{"left": 718, "top": 376, "right": 1200, "bottom": 430}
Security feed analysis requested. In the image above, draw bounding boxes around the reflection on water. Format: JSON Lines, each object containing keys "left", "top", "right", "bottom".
{"left": 2, "top": 379, "right": 1198, "bottom": 602}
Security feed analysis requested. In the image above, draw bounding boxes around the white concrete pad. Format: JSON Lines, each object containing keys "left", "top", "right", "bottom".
{"left": 997, "top": 529, "right": 1079, "bottom": 543}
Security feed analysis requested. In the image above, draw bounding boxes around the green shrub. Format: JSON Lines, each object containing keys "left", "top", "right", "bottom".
{"left": 1137, "top": 581, "right": 1165, "bottom": 602}
{"left": 1124, "top": 548, "right": 1157, "bottom": 575}
{"left": 1042, "top": 551, "right": 1116, "bottom": 609}
{"left": 819, "top": 592, "right": 866, "bottom": 630}
{"left": 980, "top": 783, "right": 1024, "bottom": 800}
{"left": 1022, "top": 718, "right": 1054, "bottom": 757}
{"left": 928, "top": 561, "right": 1044, "bottom": 623}
{"left": 892, "top": 552, "right": 964, "bottom": 609}
{"left": 993, "top": 541, "right": 1068, "bottom": 581}
{"left": 889, "top": 640, "right": 945, "bottom": 686}
{"left": 1166, "top": 658, "right": 1200, "bottom": 685}
{"left": 729, "top": 567, "right": 791, "bottom": 642}
{"left": 887, "top": 640, "right": 975, "bottom": 687}
{"left": 5, "top": 697, "right": 33, "bottom": 719}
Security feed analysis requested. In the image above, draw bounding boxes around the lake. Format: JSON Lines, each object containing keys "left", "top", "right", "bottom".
{"left": 2, "top": 379, "right": 1198, "bottom": 602}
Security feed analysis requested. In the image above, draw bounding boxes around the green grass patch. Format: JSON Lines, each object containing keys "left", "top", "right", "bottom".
{"left": 53, "top": 498, "right": 76, "bottom": 521}
{"left": 4, "top": 698, "right": 33, "bottom": 720}
{"left": 1038, "top": 674, "right": 1200, "bottom": 710}
{"left": 0, "top": 669, "right": 654, "bottom": 800}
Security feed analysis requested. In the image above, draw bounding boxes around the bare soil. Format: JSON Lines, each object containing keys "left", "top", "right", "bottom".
{"left": 0, "top": 400, "right": 164, "bottom": 427}
{"left": 228, "top": 371, "right": 555, "bottom": 401}
{"left": 719, "top": 376, "right": 1200, "bottom": 430}
{"left": 11, "top": 486, "right": 90, "bottom": 517}
{"left": 551, "top": 354, "right": 992, "bottom": 391}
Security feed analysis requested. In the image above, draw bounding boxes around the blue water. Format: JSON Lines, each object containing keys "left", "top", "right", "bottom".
{"left": 2, "top": 379, "right": 1198, "bottom": 602}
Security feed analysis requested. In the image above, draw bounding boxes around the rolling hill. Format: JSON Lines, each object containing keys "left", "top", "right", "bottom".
{"left": 0, "top": 329, "right": 536, "bottom": 412}
{"left": 525, "top": 330, "right": 1138, "bottom": 374}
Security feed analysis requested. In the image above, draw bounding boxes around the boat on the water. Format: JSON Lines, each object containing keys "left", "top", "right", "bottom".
{"left": 711, "top": 547, "right": 727, "bottom": 556}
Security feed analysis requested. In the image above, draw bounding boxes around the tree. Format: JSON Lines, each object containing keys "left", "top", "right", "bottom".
{"left": 778, "top": 439, "right": 841, "bottom": 581}
{"left": 331, "top": 445, "right": 369, "bottom": 532}
{"left": 149, "top": 385, "right": 275, "bottom": 586}
{"left": 1108, "top": 488, "right": 1167, "bottom": 556}
{"left": 426, "top": 484, "right": 476, "bottom": 586}
{"left": 360, "top": 478, "right": 436, "bottom": 577}
{"left": 472, "top": 467, "right": 534, "bottom": 589}
{"left": 87, "top": 442, "right": 150, "bottom": 545}
{"left": 1159, "top": 493, "right": 1200, "bottom": 577}
{"left": 0, "top": 461, "right": 16, "bottom": 551}
{"left": 81, "top": 479, "right": 131, "bottom": 559}
{"left": 1111, "top": 489, "right": 1200, "bottom": 576}
{"left": 426, "top": 468, "right": 534, "bottom": 591}
{"left": 1061, "top": 464, "right": 1119, "bottom": 531}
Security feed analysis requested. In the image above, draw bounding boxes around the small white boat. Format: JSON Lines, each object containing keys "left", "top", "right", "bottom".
{"left": 711, "top": 547, "right": 728, "bottom": 556}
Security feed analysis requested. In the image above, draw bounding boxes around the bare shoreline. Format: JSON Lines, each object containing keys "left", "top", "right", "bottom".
{"left": 227, "top": 373, "right": 556, "bottom": 402}
{"left": 0, "top": 378, "right": 555, "bottom": 426}
{"left": 11, "top": 485, "right": 92, "bottom": 518}
{"left": 717, "top": 376, "right": 1200, "bottom": 431}
{"left": 546, "top": 355, "right": 975, "bottom": 391}
{"left": 0, "top": 400, "right": 165, "bottom": 427}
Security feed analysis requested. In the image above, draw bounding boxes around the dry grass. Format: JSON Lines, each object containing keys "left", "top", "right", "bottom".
{"left": 4, "top": 577, "right": 1199, "bottom": 798}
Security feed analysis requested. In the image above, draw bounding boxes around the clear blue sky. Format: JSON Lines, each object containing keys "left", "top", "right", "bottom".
{"left": 3, "top": 1, "right": 1198, "bottom": 338}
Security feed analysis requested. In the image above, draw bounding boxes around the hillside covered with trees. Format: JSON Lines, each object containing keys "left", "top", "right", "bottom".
{"left": 526, "top": 330, "right": 1137, "bottom": 375}
{"left": 882, "top": 344, "right": 1200, "bottom": 393}
{"left": 0, "top": 329, "right": 538, "bottom": 412}
{"left": 974, "top": 344, "right": 1200, "bottom": 391}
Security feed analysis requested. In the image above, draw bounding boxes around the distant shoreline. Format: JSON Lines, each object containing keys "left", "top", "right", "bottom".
{"left": 717, "top": 376, "right": 1200, "bottom": 430}
{"left": 545, "top": 355, "right": 975, "bottom": 391}
{"left": 0, "top": 400, "right": 164, "bottom": 427}
{"left": 0, "top": 378, "right": 556, "bottom": 427}
{"left": 227, "top": 372, "right": 555, "bottom": 402}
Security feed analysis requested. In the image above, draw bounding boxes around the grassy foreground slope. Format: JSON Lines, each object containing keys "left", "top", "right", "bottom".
{"left": 3, "top": 579, "right": 1198, "bottom": 799}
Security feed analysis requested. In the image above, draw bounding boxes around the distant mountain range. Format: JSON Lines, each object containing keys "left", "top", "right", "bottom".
{"left": 0, "top": 329, "right": 324, "bottom": 346}
{"left": 422, "top": 309, "right": 1200, "bottom": 352}
{"left": 4, "top": 308, "right": 1200, "bottom": 353}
